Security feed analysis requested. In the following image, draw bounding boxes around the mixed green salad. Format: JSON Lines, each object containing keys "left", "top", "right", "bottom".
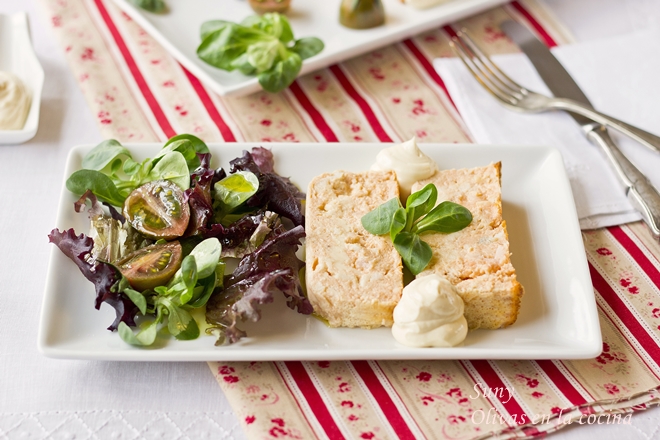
{"left": 49, "top": 135, "right": 310, "bottom": 347}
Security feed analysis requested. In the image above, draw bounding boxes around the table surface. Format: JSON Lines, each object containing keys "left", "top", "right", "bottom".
{"left": 1, "top": 0, "right": 659, "bottom": 439}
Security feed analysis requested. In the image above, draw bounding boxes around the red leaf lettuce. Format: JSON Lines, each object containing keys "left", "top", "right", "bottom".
{"left": 205, "top": 225, "right": 311, "bottom": 344}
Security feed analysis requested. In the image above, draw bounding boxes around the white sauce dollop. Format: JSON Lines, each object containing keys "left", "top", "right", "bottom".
{"left": 0, "top": 71, "right": 31, "bottom": 130}
{"left": 371, "top": 137, "right": 437, "bottom": 199}
{"left": 392, "top": 275, "right": 468, "bottom": 347}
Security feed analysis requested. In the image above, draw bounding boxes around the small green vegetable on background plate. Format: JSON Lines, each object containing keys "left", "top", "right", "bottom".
{"left": 129, "top": 0, "right": 167, "bottom": 14}
{"left": 339, "top": 0, "right": 385, "bottom": 30}
{"left": 197, "top": 13, "right": 324, "bottom": 93}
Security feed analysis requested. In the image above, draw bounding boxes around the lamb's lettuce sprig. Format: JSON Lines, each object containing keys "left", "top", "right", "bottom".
{"left": 66, "top": 135, "right": 210, "bottom": 207}
{"left": 129, "top": 0, "right": 166, "bottom": 13}
{"left": 212, "top": 170, "right": 260, "bottom": 224}
{"left": 197, "top": 13, "right": 324, "bottom": 93}
{"left": 361, "top": 184, "right": 472, "bottom": 275}
{"left": 117, "top": 238, "right": 224, "bottom": 346}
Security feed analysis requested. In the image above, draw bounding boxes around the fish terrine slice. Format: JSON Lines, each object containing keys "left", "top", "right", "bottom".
{"left": 305, "top": 170, "right": 404, "bottom": 328}
{"left": 413, "top": 163, "right": 524, "bottom": 329}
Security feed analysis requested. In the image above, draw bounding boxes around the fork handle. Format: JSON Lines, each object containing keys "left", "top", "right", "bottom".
{"left": 552, "top": 98, "right": 660, "bottom": 153}
{"left": 585, "top": 125, "right": 660, "bottom": 241}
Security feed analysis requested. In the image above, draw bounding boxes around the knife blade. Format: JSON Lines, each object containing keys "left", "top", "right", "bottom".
{"left": 500, "top": 21, "right": 594, "bottom": 126}
{"left": 501, "top": 20, "right": 660, "bottom": 241}
{"left": 501, "top": 20, "right": 660, "bottom": 153}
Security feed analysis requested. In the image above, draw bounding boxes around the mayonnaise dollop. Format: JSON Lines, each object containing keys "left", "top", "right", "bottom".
{"left": 0, "top": 71, "right": 31, "bottom": 130}
{"left": 392, "top": 275, "right": 468, "bottom": 347}
{"left": 371, "top": 137, "right": 437, "bottom": 199}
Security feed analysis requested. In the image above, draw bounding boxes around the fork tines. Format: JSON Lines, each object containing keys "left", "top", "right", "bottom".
{"left": 449, "top": 29, "right": 526, "bottom": 105}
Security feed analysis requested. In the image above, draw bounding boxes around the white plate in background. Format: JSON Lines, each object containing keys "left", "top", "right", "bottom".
{"left": 110, "top": 0, "right": 508, "bottom": 97}
{"left": 38, "top": 143, "right": 601, "bottom": 361}
{"left": 0, "top": 12, "right": 44, "bottom": 145}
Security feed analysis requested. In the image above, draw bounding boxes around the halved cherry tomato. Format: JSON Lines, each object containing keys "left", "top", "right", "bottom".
{"left": 123, "top": 180, "right": 190, "bottom": 240}
{"left": 117, "top": 241, "right": 183, "bottom": 291}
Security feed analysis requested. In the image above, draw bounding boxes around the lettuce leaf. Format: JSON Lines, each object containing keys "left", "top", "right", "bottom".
{"left": 203, "top": 210, "right": 278, "bottom": 258}
{"left": 75, "top": 190, "right": 148, "bottom": 264}
{"left": 205, "top": 225, "right": 310, "bottom": 344}
{"left": 229, "top": 150, "right": 305, "bottom": 226}
{"left": 251, "top": 146, "right": 274, "bottom": 173}
{"left": 206, "top": 269, "right": 290, "bottom": 344}
{"left": 227, "top": 225, "right": 308, "bottom": 312}
{"left": 48, "top": 228, "right": 138, "bottom": 330}
{"left": 184, "top": 153, "right": 226, "bottom": 237}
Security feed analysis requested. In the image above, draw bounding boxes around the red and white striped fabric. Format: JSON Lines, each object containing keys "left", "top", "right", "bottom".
{"left": 41, "top": 0, "right": 660, "bottom": 438}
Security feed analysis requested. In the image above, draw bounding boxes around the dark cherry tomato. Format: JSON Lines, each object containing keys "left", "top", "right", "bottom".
{"left": 117, "top": 241, "right": 183, "bottom": 291}
{"left": 123, "top": 180, "right": 190, "bottom": 240}
{"left": 248, "top": 0, "right": 291, "bottom": 14}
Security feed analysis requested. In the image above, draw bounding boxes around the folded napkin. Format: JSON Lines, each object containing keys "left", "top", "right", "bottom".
{"left": 434, "top": 27, "right": 660, "bottom": 229}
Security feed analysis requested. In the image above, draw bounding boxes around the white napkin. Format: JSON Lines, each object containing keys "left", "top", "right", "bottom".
{"left": 434, "top": 27, "right": 660, "bottom": 230}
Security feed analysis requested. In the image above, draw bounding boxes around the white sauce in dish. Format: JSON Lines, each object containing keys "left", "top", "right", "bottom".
{"left": 371, "top": 137, "right": 437, "bottom": 199}
{"left": 0, "top": 71, "right": 30, "bottom": 130}
{"left": 392, "top": 275, "right": 468, "bottom": 347}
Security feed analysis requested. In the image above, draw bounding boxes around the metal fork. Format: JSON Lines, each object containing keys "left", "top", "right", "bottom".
{"left": 451, "top": 29, "right": 660, "bottom": 242}
{"left": 449, "top": 30, "right": 660, "bottom": 153}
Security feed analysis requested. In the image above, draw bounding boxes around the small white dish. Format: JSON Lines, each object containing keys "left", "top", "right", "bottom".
{"left": 0, "top": 12, "right": 44, "bottom": 145}
{"left": 38, "top": 143, "right": 601, "bottom": 361}
{"left": 110, "top": 0, "right": 508, "bottom": 97}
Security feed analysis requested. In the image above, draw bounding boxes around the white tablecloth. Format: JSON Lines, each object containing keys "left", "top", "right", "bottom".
{"left": 0, "top": 0, "right": 242, "bottom": 438}
{"left": 0, "top": 0, "right": 658, "bottom": 438}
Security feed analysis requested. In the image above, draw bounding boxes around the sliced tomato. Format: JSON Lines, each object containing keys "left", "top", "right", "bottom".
{"left": 117, "top": 241, "right": 183, "bottom": 291}
{"left": 123, "top": 180, "right": 190, "bottom": 240}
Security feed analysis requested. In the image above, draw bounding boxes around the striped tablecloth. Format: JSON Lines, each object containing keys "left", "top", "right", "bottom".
{"left": 40, "top": 0, "right": 660, "bottom": 438}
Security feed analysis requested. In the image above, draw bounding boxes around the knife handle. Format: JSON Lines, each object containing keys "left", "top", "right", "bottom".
{"left": 585, "top": 125, "right": 660, "bottom": 240}
{"left": 555, "top": 98, "right": 660, "bottom": 154}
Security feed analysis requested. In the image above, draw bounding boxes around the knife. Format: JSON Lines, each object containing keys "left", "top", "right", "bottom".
{"left": 501, "top": 20, "right": 660, "bottom": 241}
{"left": 501, "top": 22, "right": 660, "bottom": 153}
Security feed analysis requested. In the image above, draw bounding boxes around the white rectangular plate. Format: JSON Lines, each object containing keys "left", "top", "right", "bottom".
{"left": 110, "top": 0, "right": 508, "bottom": 97}
{"left": 38, "top": 143, "right": 601, "bottom": 361}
